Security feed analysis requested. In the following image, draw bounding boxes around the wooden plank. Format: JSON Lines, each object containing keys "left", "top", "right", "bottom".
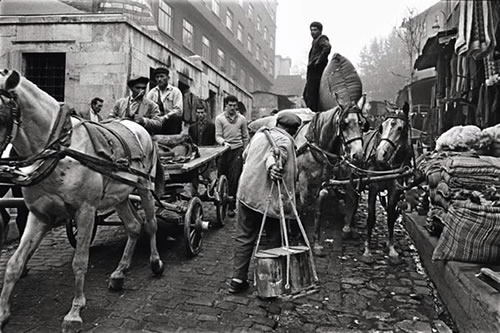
{"left": 163, "top": 146, "right": 229, "bottom": 175}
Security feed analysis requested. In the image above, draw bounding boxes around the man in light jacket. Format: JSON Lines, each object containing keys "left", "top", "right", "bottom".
{"left": 228, "top": 111, "right": 302, "bottom": 294}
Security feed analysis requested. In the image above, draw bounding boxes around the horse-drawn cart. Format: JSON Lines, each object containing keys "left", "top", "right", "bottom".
{"left": 66, "top": 144, "right": 230, "bottom": 257}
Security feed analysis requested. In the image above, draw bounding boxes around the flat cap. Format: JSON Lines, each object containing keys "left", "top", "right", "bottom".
{"left": 276, "top": 111, "right": 302, "bottom": 129}
{"left": 127, "top": 76, "right": 149, "bottom": 88}
{"left": 154, "top": 67, "right": 170, "bottom": 76}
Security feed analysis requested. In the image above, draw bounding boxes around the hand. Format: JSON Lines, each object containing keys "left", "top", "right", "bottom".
{"left": 134, "top": 114, "right": 145, "bottom": 125}
{"left": 269, "top": 164, "right": 283, "bottom": 181}
{"left": 223, "top": 141, "right": 231, "bottom": 147}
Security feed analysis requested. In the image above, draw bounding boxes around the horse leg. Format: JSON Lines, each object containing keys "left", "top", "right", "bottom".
{"left": 0, "top": 214, "right": 49, "bottom": 328}
{"left": 387, "top": 189, "right": 402, "bottom": 265}
{"left": 361, "top": 188, "right": 377, "bottom": 264}
{"left": 137, "top": 188, "right": 163, "bottom": 276}
{"left": 108, "top": 199, "right": 142, "bottom": 291}
{"left": 342, "top": 187, "right": 359, "bottom": 239}
{"left": 312, "top": 188, "right": 328, "bottom": 257}
{"left": 62, "top": 204, "right": 97, "bottom": 333}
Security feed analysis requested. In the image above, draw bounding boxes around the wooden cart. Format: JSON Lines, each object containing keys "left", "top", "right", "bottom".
{"left": 66, "top": 145, "right": 230, "bottom": 257}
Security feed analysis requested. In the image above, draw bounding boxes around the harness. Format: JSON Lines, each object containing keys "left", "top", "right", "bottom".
{"left": 0, "top": 88, "right": 154, "bottom": 188}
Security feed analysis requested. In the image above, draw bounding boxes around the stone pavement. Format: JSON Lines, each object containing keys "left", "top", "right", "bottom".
{"left": 0, "top": 194, "right": 455, "bottom": 332}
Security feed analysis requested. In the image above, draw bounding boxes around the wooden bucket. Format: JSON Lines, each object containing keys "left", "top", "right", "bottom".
{"left": 254, "top": 246, "right": 313, "bottom": 298}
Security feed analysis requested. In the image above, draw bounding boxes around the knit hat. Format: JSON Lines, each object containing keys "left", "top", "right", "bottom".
{"left": 276, "top": 111, "right": 302, "bottom": 130}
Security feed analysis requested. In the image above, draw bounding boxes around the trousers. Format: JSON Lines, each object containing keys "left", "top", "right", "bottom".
{"left": 218, "top": 147, "right": 243, "bottom": 209}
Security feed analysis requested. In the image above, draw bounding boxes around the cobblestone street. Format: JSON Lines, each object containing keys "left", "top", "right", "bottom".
{"left": 0, "top": 194, "right": 454, "bottom": 332}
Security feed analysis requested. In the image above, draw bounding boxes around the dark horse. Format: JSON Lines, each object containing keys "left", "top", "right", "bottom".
{"left": 362, "top": 102, "right": 413, "bottom": 264}
{"left": 296, "top": 96, "right": 369, "bottom": 255}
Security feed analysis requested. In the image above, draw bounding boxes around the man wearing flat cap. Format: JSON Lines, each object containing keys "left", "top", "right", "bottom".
{"left": 147, "top": 67, "right": 183, "bottom": 134}
{"left": 303, "top": 21, "right": 331, "bottom": 112}
{"left": 228, "top": 111, "right": 301, "bottom": 294}
{"left": 108, "top": 76, "right": 162, "bottom": 134}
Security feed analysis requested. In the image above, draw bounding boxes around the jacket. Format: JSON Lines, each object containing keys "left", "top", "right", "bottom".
{"left": 308, "top": 34, "right": 331, "bottom": 68}
{"left": 189, "top": 121, "right": 216, "bottom": 146}
{"left": 108, "top": 96, "right": 162, "bottom": 134}
{"left": 237, "top": 127, "right": 297, "bottom": 219}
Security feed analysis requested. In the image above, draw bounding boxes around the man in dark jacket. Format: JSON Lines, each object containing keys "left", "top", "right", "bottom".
{"left": 188, "top": 102, "right": 215, "bottom": 146}
{"left": 303, "top": 21, "right": 331, "bottom": 112}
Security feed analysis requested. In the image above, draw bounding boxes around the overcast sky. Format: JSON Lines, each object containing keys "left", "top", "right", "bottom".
{"left": 275, "top": 0, "right": 439, "bottom": 73}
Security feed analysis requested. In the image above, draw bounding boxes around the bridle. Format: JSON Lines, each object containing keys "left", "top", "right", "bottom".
{"left": 379, "top": 112, "right": 410, "bottom": 165}
{"left": 338, "top": 105, "right": 365, "bottom": 148}
{"left": 0, "top": 88, "right": 21, "bottom": 157}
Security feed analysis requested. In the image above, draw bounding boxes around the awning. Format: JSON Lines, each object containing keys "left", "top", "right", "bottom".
{"left": 414, "top": 29, "right": 457, "bottom": 70}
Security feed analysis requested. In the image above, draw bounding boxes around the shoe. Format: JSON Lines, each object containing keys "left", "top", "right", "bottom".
{"left": 228, "top": 209, "right": 236, "bottom": 218}
{"left": 228, "top": 279, "right": 249, "bottom": 294}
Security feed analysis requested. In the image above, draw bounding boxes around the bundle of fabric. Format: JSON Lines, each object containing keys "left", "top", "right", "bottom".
{"left": 418, "top": 151, "right": 500, "bottom": 263}
{"left": 455, "top": 0, "right": 496, "bottom": 60}
{"left": 435, "top": 125, "right": 489, "bottom": 151}
{"left": 318, "top": 53, "right": 362, "bottom": 110}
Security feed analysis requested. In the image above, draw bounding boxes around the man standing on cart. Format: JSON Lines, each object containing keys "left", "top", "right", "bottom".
{"left": 228, "top": 111, "right": 301, "bottom": 294}
{"left": 215, "top": 95, "right": 249, "bottom": 217}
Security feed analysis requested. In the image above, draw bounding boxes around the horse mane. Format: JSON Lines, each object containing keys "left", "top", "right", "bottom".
{"left": 305, "top": 106, "right": 342, "bottom": 150}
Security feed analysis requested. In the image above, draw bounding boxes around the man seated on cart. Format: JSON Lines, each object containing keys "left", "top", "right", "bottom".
{"left": 108, "top": 76, "right": 163, "bottom": 134}
{"left": 228, "top": 111, "right": 302, "bottom": 294}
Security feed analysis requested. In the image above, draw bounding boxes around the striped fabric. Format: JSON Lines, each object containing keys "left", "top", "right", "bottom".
{"left": 433, "top": 201, "right": 500, "bottom": 263}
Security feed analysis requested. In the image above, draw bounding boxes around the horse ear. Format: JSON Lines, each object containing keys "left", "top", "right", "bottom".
{"left": 5, "top": 70, "right": 20, "bottom": 91}
{"left": 357, "top": 95, "right": 366, "bottom": 110}
{"left": 403, "top": 102, "right": 410, "bottom": 118}
{"left": 334, "top": 92, "right": 343, "bottom": 109}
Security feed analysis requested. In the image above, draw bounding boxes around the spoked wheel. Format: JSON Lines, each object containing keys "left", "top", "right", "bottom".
{"left": 215, "top": 175, "right": 229, "bottom": 227}
{"left": 66, "top": 213, "right": 102, "bottom": 249}
{"left": 184, "top": 197, "right": 203, "bottom": 257}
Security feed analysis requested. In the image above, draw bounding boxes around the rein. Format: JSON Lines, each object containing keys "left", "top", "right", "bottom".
{"left": 0, "top": 92, "right": 154, "bottom": 188}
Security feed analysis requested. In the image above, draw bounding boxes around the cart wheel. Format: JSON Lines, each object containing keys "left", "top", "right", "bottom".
{"left": 215, "top": 175, "right": 229, "bottom": 227}
{"left": 184, "top": 197, "right": 203, "bottom": 257}
{"left": 66, "top": 214, "right": 101, "bottom": 249}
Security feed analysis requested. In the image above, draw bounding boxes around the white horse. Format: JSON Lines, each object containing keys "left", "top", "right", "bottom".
{"left": 0, "top": 69, "right": 164, "bottom": 332}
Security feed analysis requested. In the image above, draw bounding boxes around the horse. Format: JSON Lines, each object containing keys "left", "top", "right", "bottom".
{"left": 0, "top": 69, "right": 164, "bottom": 332}
{"left": 296, "top": 96, "right": 369, "bottom": 255}
{"left": 362, "top": 102, "right": 414, "bottom": 264}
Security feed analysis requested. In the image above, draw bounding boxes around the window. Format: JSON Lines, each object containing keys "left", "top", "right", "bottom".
{"left": 247, "top": 3, "right": 253, "bottom": 20}
{"left": 24, "top": 53, "right": 66, "bottom": 102}
{"left": 240, "top": 69, "right": 245, "bottom": 86}
{"left": 158, "top": 0, "right": 172, "bottom": 35}
{"left": 256, "top": 16, "right": 261, "bottom": 31}
{"left": 263, "top": 54, "right": 268, "bottom": 70}
{"left": 202, "top": 35, "right": 211, "bottom": 60}
{"left": 230, "top": 59, "right": 236, "bottom": 78}
{"left": 182, "top": 19, "right": 193, "bottom": 50}
{"left": 256, "top": 44, "right": 261, "bottom": 62}
{"left": 247, "top": 34, "right": 253, "bottom": 52}
{"left": 263, "top": 26, "right": 268, "bottom": 41}
{"left": 238, "top": 0, "right": 244, "bottom": 7}
{"left": 269, "top": 62, "right": 273, "bottom": 76}
{"left": 237, "top": 23, "right": 243, "bottom": 42}
{"left": 270, "top": 36, "right": 274, "bottom": 49}
{"left": 217, "top": 48, "right": 225, "bottom": 70}
{"left": 249, "top": 76, "right": 254, "bottom": 92}
{"left": 211, "top": 0, "right": 220, "bottom": 16}
{"left": 226, "top": 10, "right": 233, "bottom": 31}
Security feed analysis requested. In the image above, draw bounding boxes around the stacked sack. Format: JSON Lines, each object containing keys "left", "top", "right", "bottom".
{"left": 418, "top": 125, "right": 500, "bottom": 264}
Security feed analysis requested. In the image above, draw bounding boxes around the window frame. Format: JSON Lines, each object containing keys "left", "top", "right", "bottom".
{"left": 182, "top": 19, "right": 194, "bottom": 50}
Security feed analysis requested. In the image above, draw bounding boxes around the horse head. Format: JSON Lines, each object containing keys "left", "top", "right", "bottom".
{"left": 0, "top": 70, "right": 22, "bottom": 156}
{"left": 335, "top": 95, "right": 369, "bottom": 163}
{"left": 376, "top": 101, "right": 410, "bottom": 166}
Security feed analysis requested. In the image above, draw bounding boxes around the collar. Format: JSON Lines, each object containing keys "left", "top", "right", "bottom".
{"left": 224, "top": 111, "right": 238, "bottom": 122}
{"left": 157, "top": 84, "right": 173, "bottom": 93}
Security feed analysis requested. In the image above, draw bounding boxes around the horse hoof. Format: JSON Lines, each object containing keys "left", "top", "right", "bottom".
{"left": 61, "top": 318, "right": 82, "bottom": 333}
{"left": 108, "top": 277, "right": 124, "bottom": 291}
{"left": 313, "top": 244, "right": 325, "bottom": 257}
{"left": 151, "top": 259, "right": 164, "bottom": 276}
{"left": 360, "top": 255, "right": 375, "bottom": 264}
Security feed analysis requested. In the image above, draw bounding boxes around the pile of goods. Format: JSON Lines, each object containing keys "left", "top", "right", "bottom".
{"left": 417, "top": 125, "right": 500, "bottom": 264}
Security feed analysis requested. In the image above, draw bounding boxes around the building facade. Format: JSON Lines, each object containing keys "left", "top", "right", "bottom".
{"left": 0, "top": 0, "right": 277, "bottom": 119}
{"left": 274, "top": 55, "right": 291, "bottom": 77}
